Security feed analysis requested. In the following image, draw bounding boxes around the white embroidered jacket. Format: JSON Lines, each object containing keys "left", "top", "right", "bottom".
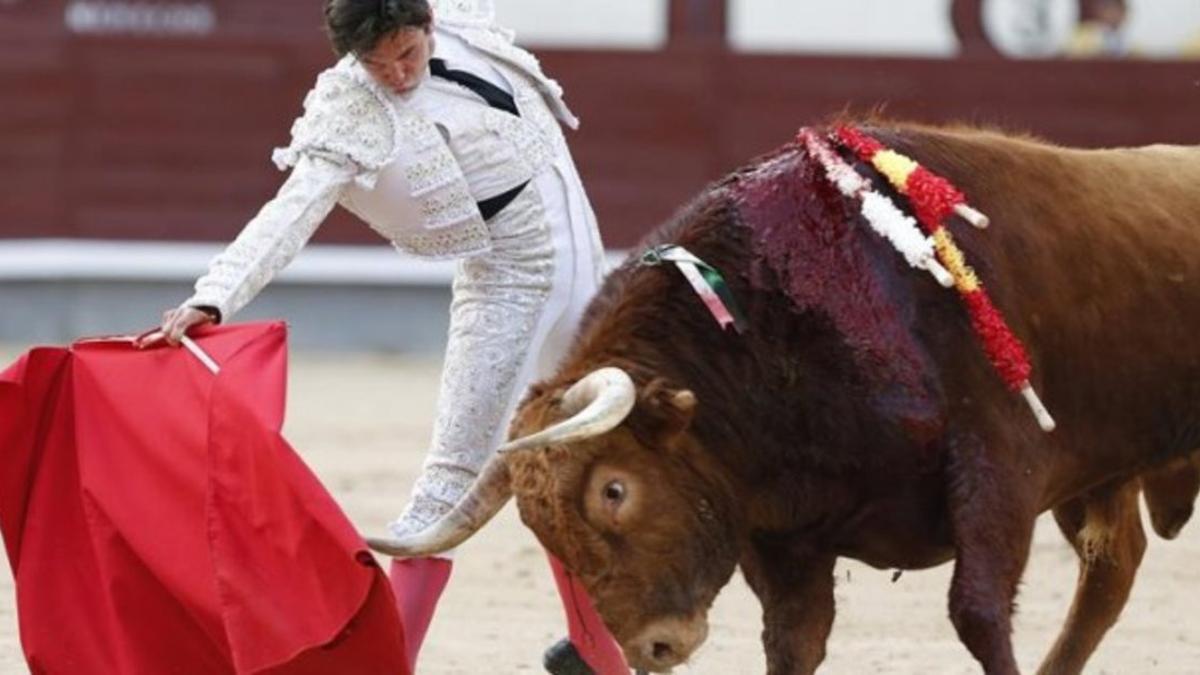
{"left": 184, "top": 7, "right": 578, "bottom": 320}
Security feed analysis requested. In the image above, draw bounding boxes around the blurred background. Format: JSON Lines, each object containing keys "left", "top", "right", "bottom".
{"left": 1, "top": 0, "right": 1198, "bottom": 351}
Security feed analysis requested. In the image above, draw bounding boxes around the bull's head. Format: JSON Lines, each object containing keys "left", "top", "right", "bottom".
{"left": 368, "top": 367, "right": 743, "bottom": 671}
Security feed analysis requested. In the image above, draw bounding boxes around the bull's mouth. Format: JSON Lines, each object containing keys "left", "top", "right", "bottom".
{"left": 622, "top": 614, "right": 709, "bottom": 672}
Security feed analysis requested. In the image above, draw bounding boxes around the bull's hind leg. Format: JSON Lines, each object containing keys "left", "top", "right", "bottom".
{"left": 1037, "top": 479, "right": 1145, "bottom": 675}
{"left": 945, "top": 434, "right": 1039, "bottom": 675}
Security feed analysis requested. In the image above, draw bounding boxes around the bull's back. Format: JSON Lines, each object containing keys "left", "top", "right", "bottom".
{"left": 895, "top": 127, "right": 1200, "bottom": 494}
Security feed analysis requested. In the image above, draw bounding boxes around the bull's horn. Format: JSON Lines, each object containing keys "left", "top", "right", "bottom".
{"left": 499, "top": 367, "right": 637, "bottom": 454}
{"left": 366, "top": 457, "right": 512, "bottom": 557}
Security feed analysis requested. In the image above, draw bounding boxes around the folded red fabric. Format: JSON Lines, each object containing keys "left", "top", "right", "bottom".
{"left": 0, "top": 322, "right": 408, "bottom": 674}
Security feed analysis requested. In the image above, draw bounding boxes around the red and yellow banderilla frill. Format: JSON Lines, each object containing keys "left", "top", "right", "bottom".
{"left": 834, "top": 126, "right": 1055, "bottom": 432}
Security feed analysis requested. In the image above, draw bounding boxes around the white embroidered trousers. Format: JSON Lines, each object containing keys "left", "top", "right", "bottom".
{"left": 391, "top": 159, "right": 604, "bottom": 544}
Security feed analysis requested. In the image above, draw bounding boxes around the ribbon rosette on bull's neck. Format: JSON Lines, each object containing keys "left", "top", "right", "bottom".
{"left": 802, "top": 125, "right": 1055, "bottom": 433}
{"left": 641, "top": 244, "right": 748, "bottom": 334}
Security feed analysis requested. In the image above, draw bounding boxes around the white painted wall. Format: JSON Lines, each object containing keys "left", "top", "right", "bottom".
{"left": 495, "top": 0, "right": 669, "bottom": 49}
{"left": 1124, "top": 0, "right": 1200, "bottom": 56}
{"left": 728, "top": 0, "right": 959, "bottom": 56}
{"left": 728, "top": 0, "right": 1200, "bottom": 58}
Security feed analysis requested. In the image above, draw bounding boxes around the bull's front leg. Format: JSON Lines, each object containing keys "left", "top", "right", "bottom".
{"left": 741, "top": 543, "right": 836, "bottom": 675}
{"left": 945, "top": 433, "right": 1039, "bottom": 675}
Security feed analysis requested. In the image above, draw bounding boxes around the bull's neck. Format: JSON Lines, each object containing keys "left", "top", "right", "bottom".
{"left": 589, "top": 308, "right": 860, "bottom": 533}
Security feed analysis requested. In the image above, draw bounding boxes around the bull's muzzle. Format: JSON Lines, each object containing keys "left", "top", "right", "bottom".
{"left": 624, "top": 614, "right": 709, "bottom": 672}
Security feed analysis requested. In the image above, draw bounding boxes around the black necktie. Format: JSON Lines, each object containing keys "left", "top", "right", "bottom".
{"left": 429, "top": 58, "right": 520, "bottom": 118}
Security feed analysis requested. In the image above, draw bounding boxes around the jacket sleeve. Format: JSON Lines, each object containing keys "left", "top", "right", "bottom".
{"left": 182, "top": 155, "right": 355, "bottom": 320}
{"left": 182, "top": 65, "right": 404, "bottom": 320}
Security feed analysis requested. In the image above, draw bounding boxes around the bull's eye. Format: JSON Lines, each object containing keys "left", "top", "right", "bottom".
{"left": 586, "top": 470, "right": 634, "bottom": 530}
{"left": 603, "top": 480, "right": 626, "bottom": 504}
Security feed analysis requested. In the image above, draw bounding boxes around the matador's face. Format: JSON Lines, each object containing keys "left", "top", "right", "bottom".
{"left": 359, "top": 25, "right": 435, "bottom": 95}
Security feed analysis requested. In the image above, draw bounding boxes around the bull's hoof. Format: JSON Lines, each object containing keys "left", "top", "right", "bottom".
{"left": 543, "top": 638, "right": 596, "bottom": 675}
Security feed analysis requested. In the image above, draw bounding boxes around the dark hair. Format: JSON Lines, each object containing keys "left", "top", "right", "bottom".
{"left": 324, "top": 0, "right": 433, "bottom": 57}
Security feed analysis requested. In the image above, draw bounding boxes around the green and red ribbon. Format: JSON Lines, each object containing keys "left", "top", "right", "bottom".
{"left": 642, "top": 245, "right": 747, "bottom": 334}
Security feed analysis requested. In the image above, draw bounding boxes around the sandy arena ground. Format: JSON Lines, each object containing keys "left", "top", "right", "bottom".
{"left": 2, "top": 346, "right": 1199, "bottom": 674}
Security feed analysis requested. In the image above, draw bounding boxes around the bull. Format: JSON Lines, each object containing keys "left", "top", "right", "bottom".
{"left": 369, "top": 123, "right": 1200, "bottom": 674}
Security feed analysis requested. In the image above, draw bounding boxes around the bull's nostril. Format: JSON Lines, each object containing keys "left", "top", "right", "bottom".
{"left": 651, "top": 642, "right": 674, "bottom": 662}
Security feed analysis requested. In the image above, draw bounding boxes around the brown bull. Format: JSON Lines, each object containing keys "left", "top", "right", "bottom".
{"left": 370, "top": 123, "right": 1200, "bottom": 674}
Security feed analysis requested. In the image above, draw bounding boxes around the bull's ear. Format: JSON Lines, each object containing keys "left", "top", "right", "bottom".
{"left": 636, "top": 378, "right": 697, "bottom": 447}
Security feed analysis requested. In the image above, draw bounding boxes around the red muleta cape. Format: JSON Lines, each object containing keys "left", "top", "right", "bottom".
{"left": 0, "top": 322, "right": 409, "bottom": 674}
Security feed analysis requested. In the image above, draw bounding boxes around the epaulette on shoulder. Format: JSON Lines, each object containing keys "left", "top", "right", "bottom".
{"left": 272, "top": 64, "right": 399, "bottom": 176}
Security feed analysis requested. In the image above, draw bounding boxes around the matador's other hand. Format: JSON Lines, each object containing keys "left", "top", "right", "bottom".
{"left": 136, "top": 306, "right": 216, "bottom": 349}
